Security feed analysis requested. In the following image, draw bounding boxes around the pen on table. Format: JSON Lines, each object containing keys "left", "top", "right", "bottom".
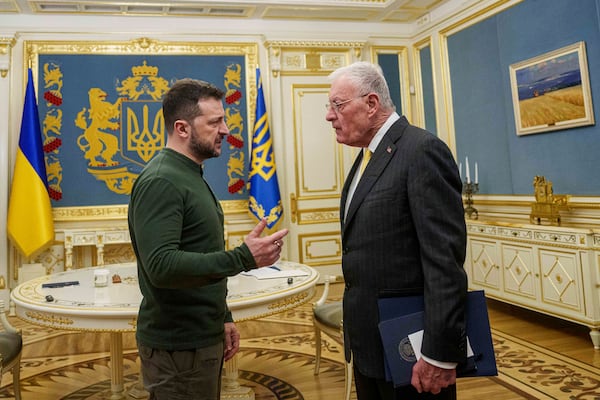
{"left": 41, "top": 281, "right": 80, "bottom": 288}
{"left": 269, "top": 266, "right": 281, "bottom": 271}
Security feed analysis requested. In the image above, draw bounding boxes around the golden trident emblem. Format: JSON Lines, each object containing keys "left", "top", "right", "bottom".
{"left": 118, "top": 61, "right": 168, "bottom": 165}
{"left": 126, "top": 103, "right": 164, "bottom": 163}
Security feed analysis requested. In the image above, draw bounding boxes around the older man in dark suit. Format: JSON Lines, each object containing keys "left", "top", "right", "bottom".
{"left": 325, "top": 61, "right": 468, "bottom": 399}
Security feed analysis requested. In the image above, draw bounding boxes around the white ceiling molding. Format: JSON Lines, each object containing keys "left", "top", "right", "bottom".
{"left": 1, "top": 0, "right": 454, "bottom": 24}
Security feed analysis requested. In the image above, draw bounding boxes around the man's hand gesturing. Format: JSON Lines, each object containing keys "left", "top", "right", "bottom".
{"left": 244, "top": 219, "right": 289, "bottom": 267}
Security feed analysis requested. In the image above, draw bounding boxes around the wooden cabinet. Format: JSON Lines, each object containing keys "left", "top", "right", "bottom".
{"left": 465, "top": 220, "right": 600, "bottom": 348}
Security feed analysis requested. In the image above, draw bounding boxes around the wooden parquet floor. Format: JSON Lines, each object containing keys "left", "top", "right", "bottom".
{"left": 1, "top": 282, "right": 599, "bottom": 399}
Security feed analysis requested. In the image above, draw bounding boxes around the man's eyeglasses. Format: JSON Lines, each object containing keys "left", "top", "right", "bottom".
{"left": 325, "top": 93, "right": 368, "bottom": 113}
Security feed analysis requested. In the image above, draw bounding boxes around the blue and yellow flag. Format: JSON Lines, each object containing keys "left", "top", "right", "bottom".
{"left": 7, "top": 68, "right": 55, "bottom": 258}
{"left": 248, "top": 68, "right": 283, "bottom": 229}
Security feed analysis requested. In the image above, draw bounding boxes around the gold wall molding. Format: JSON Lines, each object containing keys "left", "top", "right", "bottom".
{"left": 221, "top": 200, "right": 253, "bottom": 214}
{"left": 0, "top": 36, "right": 15, "bottom": 77}
{"left": 26, "top": 37, "right": 258, "bottom": 58}
{"left": 0, "top": 37, "right": 16, "bottom": 54}
{"left": 297, "top": 209, "right": 339, "bottom": 224}
{"left": 52, "top": 200, "right": 248, "bottom": 222}
{"left": 265, "top": 40, "right": 365, "bottom": 77}
{"left": 25, "top": 37, "right": 258, "bottom": 97}
{"left": 53, "top": 205, "right": 129, "bottom": 221}
{"left": 265, "top": 40, "right": 366, "bottom": 49}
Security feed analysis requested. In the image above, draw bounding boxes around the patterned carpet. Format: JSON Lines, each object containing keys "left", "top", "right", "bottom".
{"left": 0, "top": 299, "right": 599, "bottom": 399}
{"left": 491, "top": 329, "right": 600, "bottom": 399}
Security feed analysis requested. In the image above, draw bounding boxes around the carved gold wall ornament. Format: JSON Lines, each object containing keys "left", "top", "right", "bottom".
{"left": 530, "top": 176, "right": 570, "bottom": 226}
{"left": 0, "top": 37, "right": 15, "bottom": 78}
{"left": 264, "top": 40, "right": 365, "bottom": 77}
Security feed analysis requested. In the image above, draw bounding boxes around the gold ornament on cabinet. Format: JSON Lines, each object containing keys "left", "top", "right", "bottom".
{"left": 529, "top": 176, "right": 570, "bottom": 226}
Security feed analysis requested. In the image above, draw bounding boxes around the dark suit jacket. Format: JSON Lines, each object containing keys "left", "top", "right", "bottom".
{"left": 340, "top": 115, "right": 468, "bottom": 379}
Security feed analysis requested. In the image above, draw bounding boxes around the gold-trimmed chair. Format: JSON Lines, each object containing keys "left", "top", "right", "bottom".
{"left": 0, "top": 300, "right": 22, "bottom": 400}
{"left": 312, "top": 276, "right": 352, "bottom": 400}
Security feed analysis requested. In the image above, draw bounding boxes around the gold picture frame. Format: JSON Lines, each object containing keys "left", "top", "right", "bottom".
{"left": 509, "top": 41, "right": 595, "bottom": 136}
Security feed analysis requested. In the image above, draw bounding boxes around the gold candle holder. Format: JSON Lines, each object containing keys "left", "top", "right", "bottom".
{"left": 463, "top": 182, "right": 479, "bottom": 219}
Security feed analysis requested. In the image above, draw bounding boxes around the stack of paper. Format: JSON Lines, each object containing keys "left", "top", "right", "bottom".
{"left": 240, "top": 266, "right": 309, "bottom": 280}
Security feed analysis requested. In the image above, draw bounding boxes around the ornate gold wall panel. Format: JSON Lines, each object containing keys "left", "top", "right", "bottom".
{"left": 269, "top": 41, "right": 362, "bottom": 272}
{"left": 0, "top": 36, "right": 15, "bottom": 78}
{"left": 297, "top": 232, "right": 342, "bottom": 267}
{"left": 290, "top": 84, "right": 345, "bottom": 228}
{"left": 265, "top": 40, "right": 364, "bottom": 77}
{"left": 297, "top": 207, "right": 339, "bottom": 225}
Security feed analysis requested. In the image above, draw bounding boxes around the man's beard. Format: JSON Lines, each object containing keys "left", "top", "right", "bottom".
{"left": 189, "top": 127, "right": 219, "bottom": 160}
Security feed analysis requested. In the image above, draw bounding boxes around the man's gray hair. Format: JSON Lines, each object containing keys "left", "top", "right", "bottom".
{"left": 328, "top": 61, "right": 396, "bottom": 112}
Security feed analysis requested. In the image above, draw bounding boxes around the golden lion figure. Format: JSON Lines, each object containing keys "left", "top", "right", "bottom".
{"left": 44, "top": 109, "right": 62, "bottom": 137}
{"left": 75, "top": 88, "right": 121, "bottom": 167}
{"left": 44, "top": 63, "right": 63, "bottom": 91}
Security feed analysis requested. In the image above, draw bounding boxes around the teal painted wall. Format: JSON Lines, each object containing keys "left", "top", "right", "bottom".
{"left": 420, "top": 46, "right": 438, "bottom": 136}
{"left": 378, "top": 53, "right": 404, "bottom": 115}
{"left": 448, "top": 0, "right": 600, "bottom": 195}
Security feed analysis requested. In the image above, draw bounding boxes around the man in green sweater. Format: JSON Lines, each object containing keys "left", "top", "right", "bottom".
{"left": 128, "top": 78, "right": 289, "bottom": 400}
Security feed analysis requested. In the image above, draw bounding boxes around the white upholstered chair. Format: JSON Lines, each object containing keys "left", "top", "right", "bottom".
{"left": 0, "top": 300, "right": 22, "bottom": 400}
{"left": 312, "top": 276, "right": 352, "bottom": 400}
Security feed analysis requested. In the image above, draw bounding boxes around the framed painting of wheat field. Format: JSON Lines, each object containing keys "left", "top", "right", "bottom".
{"left": 509, "top": 41, "right": 594, "bottom": 136}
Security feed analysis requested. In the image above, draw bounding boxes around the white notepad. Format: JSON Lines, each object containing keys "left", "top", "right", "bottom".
{"left": 240, "top": 266, "right": 309, "bottom": 280}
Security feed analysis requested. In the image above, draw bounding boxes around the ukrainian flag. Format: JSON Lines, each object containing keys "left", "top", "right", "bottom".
{"left": 7, "top": 68, "right": 55, "bottom": 258}
{"left": 248, "top": 68, "right": 283, "bottom": 229}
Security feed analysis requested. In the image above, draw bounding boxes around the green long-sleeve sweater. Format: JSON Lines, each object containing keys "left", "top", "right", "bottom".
{"left": 128, "top": 148, "right": 256, "bottom": 350}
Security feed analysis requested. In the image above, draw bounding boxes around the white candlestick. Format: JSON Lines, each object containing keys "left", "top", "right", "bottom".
{"left": 465, "top": 157, "right": 470, "bottom": 184}
{"left": 459, "top": 162, "right": 462, "bottom": 180}
{"left": 475, "top": 162, "right": 478, "bottom": 184}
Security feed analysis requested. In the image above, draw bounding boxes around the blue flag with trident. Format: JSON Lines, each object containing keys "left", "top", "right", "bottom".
{"left": 248, "top": 68, "right": 283, "bottom": 229}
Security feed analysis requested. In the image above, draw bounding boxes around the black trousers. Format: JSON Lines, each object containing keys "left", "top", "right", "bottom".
{"left": 354, "top": 365, "right": 457, "bottom": 400}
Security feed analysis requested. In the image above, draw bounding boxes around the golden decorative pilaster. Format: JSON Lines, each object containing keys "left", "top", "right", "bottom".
{"left": 0, "top": 37, "right": 16, "bottom": 78}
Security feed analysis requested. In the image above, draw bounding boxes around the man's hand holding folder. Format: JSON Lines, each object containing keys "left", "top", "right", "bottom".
{"left": 378, "top": 290, "right": 497, "bottom": 388}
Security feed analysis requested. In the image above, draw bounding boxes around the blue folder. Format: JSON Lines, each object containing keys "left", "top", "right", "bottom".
{"left": 377, "top": 290, "right": 497, "bottom": 387}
